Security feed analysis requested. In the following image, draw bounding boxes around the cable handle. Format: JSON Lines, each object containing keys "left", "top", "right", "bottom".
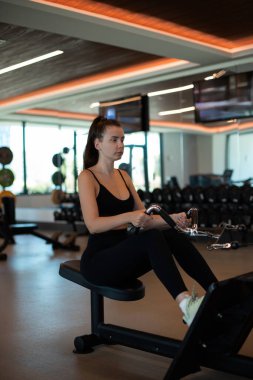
{"left": 128, "top": 204, "right": 197, "bottom": 234}
{"left": 128, "top": 204, "right": 175, "bottom": 234}
{"left": 186, "top": 207, "right": 198, "bottom": 230}
{"left": 145, "top": 204, "right": 177, "bottom": 228}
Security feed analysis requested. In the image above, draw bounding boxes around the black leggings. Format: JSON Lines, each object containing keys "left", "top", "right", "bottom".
{"left": 80, "top": 228, "right": 218, "bottom": 299}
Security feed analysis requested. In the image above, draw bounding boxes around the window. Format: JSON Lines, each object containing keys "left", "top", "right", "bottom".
{"left": 116, "top": 131, "right": 161, "bottom": 191}
{"left": 0, "top": 120, "right": 161, "bottom": 195}
{"left": 227, "top": 132, "right": 253, "bottom": 182}
{"left": 76, "top": 129, "right": 88, "bottom": 176}
{"left": 25, "top": 124, "right": 63, "bottom": 193}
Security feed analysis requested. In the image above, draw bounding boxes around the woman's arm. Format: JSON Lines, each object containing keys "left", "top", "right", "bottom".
{"left": 122, "top": 170, "right": 189, "bottom": 230}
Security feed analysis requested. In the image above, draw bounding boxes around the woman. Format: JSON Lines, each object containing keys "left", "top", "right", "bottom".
{"left": 78, "top": 116, "right": 218, "bottom": 326}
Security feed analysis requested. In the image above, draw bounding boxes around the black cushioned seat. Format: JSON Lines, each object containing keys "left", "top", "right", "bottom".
{"left": 59, "top": 260, "right": 145, "bottom": 301}
{"left": 9, "top": 223, "right": 38, "bottom": 234}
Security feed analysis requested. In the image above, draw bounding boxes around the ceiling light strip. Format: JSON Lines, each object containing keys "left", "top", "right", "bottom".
{"left": 148, "top": 84, "right": 193, "bottom": 97}
{"left": 90, "top": 84, "right": 194, "bottom": 108}
{"left": 0, "top": 58, "right": 188, "bottom": 109}
{"left": 159, "top": 106, "right": 195, "bottom": 116}
{"left": 0, "top": 50, "right": 64, "bottom": 75}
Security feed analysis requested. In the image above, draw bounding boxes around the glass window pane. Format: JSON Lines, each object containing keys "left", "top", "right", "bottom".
{"left": 25, "top": 124, "right": 63, "bottom": 194}
{"left": 124, "top": 131, "right": 145, "bottom": 145}
{"left": 0, "top": 122, "right": 161, "bottom": 197}
{"left": 76, "top": 129, "right": 88, "bottom": 175}
{"left": 56, "top": 127, "right": 76, "bottom": 194}
{"left": 228, "top": 132, "right": 253, "bottom": 182}
{"left": 116, "top": 131, "right": 162, "bottom": 191}
{"left": 147, "top": 132, "right": 162, "bottom": 191}
{"left": 131, "top": 147, "right": 145, "bottom": 189}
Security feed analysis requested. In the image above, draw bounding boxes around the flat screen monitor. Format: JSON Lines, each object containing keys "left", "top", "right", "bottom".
{"left": 193, "top": 71, "right": 253, "bottom": 123}
{"left": 99, "top": 94, "right": 149, "bottom": 133}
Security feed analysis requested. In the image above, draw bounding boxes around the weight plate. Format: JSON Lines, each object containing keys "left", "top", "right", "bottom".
{"left": 52, "top": 171, "right": 65, "bottom": 186}
{"left": 152, "top": 188, "right": 163, "bottom": 203}
{"left": 52, "top": 153, "right": 64, "bottom": 168}
{"left": 0, "top": 168, "right": 15, "bottom": 187}
{"left": 0, "top": 147, "right": 13, "bottom": 165}
{"left": 51, "top": 189, "right": 65, "bottom": 204}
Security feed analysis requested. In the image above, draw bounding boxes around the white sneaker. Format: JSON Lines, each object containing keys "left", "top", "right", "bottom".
{"left": 183, "top": 294, "right": 204, "bottom": 326}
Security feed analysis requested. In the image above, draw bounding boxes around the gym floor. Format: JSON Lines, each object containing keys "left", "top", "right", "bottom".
{"left": 0, "top": 231, "right": 252, "bottom": 380}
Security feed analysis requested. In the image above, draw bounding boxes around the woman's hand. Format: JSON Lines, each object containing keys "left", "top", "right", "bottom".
{"left": 130, "top": 210, "right": 153, "bottom": 229}
{"left": 170, "top": 212, "right": 190, "bottom": 229}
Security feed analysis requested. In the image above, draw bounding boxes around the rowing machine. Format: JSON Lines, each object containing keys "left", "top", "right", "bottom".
{"left": 59, "top": 205, "right": 253, "bottom": 379}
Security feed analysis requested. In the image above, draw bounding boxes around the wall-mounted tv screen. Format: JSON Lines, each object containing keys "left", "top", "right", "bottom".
{"left": 99, "top": 94, "right": 149, "bottom": 133}
{"left": 193, "top": 71, "right": 253, "bottom": 123}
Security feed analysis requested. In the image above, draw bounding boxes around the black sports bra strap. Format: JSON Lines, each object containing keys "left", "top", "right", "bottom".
{"left": 86, "top": 169, "right": 101, "bottom": 185}
{"left": 118, "top": 169, "right": 129, "bottom": 189}
{"left": 87, "top": 168, "right": 128, "bottom": 189}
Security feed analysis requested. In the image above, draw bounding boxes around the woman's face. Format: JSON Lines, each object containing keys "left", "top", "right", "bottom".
{"left": 95, "top": 125, "right": 125, "bottom": 162}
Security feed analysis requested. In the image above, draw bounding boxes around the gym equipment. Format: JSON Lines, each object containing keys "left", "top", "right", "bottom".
{"left": 0, "top": 168, "right": 15, "bottom": 188}
{"left": 52, "top": 171, "right": 65, "bottom": 187}
{"left": 193, "top": 186, "right": 205, "bottom": 204}
{"left": 59, "top": 205, "right": 253, "bottom": 379}
{"left": 0, "top": 196, "right": 80, "bottom": 256}
{"left": 137, "top": 182, "right": 253, "bottom": 229}
{"left": 207, "top": 223, "right": 253, "bottom": 251}
{"left": 0, "top": 218, "right": 8, "bottom": 261}
{"left": 145, "top": 204, "right": 252, "bottom": 251}
{"left": 0, "top": 147, "right": 13, "bottom": 165}
{"left": 181, "top": 186, "right": 195, "bottom": 205}
{"left": 51, "top": 189, "right": 65, "bottom": 205}
{"left": 241, "top": 184, "right": 253, "bottom": 204}
{"left": 0, "top": 147, "right": 15, "bottom": 200}
{"left": 52, "top": 153, "right": 64, "bottom": 168}
{"left": 162, "top": 187, "right": 173, "bottom": 204}
{"left": 52, "top": 192, "right": 84, "bottom": 233}
{"left": 0, "top": 189, "right": 15, "bottom": 260}
{"left": 140, "top": 190, "right": 153, "bottom": 207}
{"left": 0, "top": 190, "right": 15, "bottom": 206}
{"left": 51, "top": 151, "right": 67, "bottom": 190}
{"left": 152, "top": 188, "right": 163, "bottom": 203}
{"left": 228, "top": 185, "right": 241, "bottom": 203}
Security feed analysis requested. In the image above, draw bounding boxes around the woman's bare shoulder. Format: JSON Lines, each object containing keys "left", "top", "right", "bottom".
{"left": 78, "top": 169, "right": 93, "bottom": 182}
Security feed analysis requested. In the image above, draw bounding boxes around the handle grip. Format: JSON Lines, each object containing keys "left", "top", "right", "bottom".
{"left": 146, "top": 205, "right": 176, "bottom": 228}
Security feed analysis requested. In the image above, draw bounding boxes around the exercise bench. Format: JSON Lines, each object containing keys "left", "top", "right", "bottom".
{"left": 59, "top": 259, "right": 253, "bottom": 379}
{"left": 0, "top": 197, "right": 79, "bottom": 258}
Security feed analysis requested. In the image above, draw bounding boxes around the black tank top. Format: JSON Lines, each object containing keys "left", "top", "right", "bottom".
{"left": 87, "top": 169, "right": 135, "bottom": 216}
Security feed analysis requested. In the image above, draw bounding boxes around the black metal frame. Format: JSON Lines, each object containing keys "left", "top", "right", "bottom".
{"left": 89, "top": 291, "right": 181, "bottom": 357}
